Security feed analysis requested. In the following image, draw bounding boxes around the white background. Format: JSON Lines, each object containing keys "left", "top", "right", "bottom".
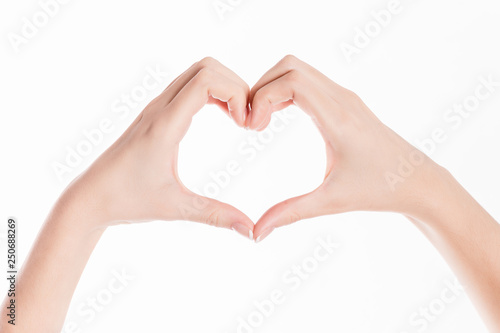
{"left": 1, "top": 0, "right": 500, "bottom": 332}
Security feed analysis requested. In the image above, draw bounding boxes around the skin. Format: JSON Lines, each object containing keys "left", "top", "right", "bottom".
{"left": 249, "top": 55, "right": 500, "bottom": 332}
{"left": 0, "top": 57, "right": 255, "bottom": 333}
{"left": 1, "top": 56, "right": 499, "bottom": 332}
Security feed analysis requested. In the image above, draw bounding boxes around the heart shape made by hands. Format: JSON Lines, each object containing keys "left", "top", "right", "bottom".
{"left": 173, "top": 56, "right": 421, "bottom": 243}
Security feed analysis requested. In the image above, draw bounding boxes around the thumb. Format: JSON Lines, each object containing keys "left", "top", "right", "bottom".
{"left": 176, "top": 190, "right": 254, "bottom": 240}
{"left": 253, "top": 187, "right": 329, "bottom": 242}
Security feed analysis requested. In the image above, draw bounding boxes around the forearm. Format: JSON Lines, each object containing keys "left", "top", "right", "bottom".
{"left": 407, "top": 165, "right": 500, "bottom": 331}
{"left": 0, "top": 189, "right": 107, "bottom": 333}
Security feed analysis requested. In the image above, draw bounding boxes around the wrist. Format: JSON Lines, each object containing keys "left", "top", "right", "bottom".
{"left": 53, "top": 178, "right": 111, "bottom": 234}
{"left": 402, "top": 161, "right": 462, "bottom": 224}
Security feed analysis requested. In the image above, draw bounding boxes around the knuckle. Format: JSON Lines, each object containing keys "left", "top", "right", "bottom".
{"left": 281, "top": 199, "right": 302, "bottom": 224}
{"left": 288, "top": 211, "right": 301, "bottom": 224}
{"left": 205, "top": 209, "right": 221, "bottom": 228}
{"left": 242, "top": 82, "right": 250, "bottom": 95}
{"left": 197, "top": 56, "right": 219, "bottom": 69}
{"left": 343, "top": 89, "right": 361, "bottom": 103}
{"left": 193, "top": 67, "right": 215, "bottom": 87}
{"left": 280, "top": 54, "right": 299, "bottom": 69}
{"left": 239, "top": 83, "right": 249, "bottom": 98}
{"left": 252, "top": 88, "right": 269, "bottom": 107}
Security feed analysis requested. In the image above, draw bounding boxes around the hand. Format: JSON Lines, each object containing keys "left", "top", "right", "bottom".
{"left": 248, "top": 55, "right": 441, "bottom": 241}
{"left": 62, "top": 57, "right": 254, "bottom": 239}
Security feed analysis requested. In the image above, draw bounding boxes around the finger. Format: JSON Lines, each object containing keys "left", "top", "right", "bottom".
{"left": 246, "top": 100, "right": 293, "bottom": 131}
{"left": 248, "top": 70, "right": 342, "bottom": 132}
{"left": 253, "top": 187, "right": 330, "bottom": 242}
{"left": 165, "top": 67, "right": 249, "bottom": 140}
{"left": 250, "top": 55, "right": 348, "bottom": 106}
{"left": 159, "top": 57, "right": 249, "bottom": 126}
{"left": 247, "top": 55, "right": 352, "bottom": 130}
{"left": 208, "top": 96, "right": 250, "bottom": 127}
{"left": 177, "top": 190, "right": 254, "bottom": 240}
{"left": 255, "top": 111, "right": 272, "bottom": 131}
{"left": 207, "top": 96, "right": 231, "bottom": 119}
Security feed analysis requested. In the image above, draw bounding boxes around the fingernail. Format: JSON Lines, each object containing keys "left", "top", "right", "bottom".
{"left": 232, "top": 223, "right": 253, "bottom": 240}
{"left": 255, "top": 227, "right": 274, "bottom": 243}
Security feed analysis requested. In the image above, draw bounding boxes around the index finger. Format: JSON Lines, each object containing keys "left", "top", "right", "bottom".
{"left": 162, "top": 67, "right": 250, "bottom": 142}
{"left": 248, "top": 66, "right": 343, "bottom": 133}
